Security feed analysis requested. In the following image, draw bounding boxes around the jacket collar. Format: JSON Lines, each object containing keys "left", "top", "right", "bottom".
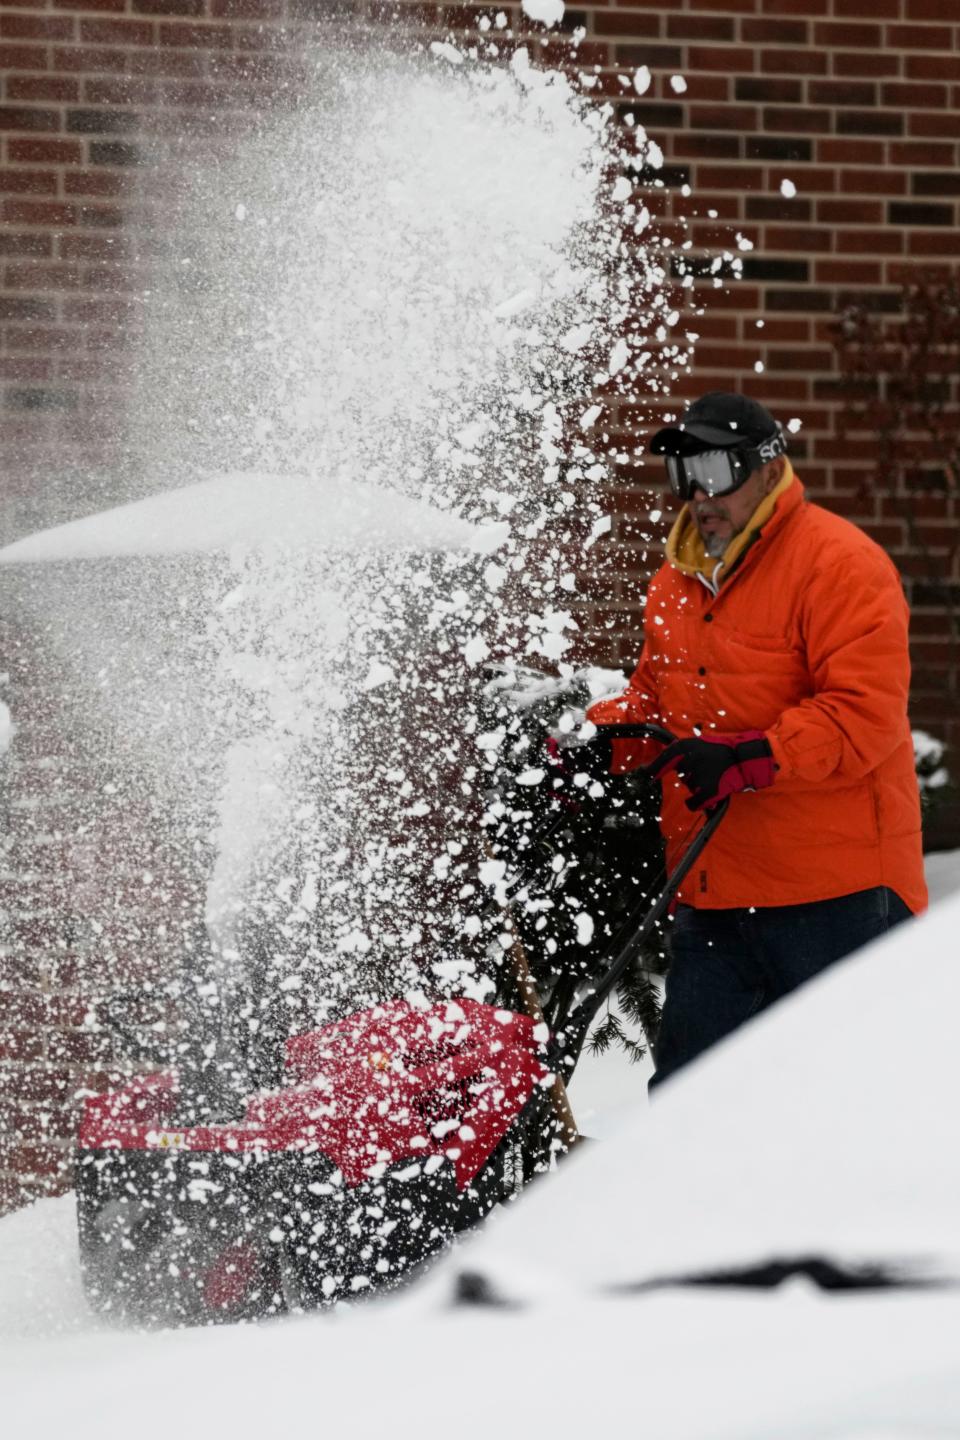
{"left": 665, "top": 463, "right": 804, "bottom": 595}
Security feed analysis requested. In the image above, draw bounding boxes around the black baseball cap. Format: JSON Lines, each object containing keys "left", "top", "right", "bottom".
{"left": 649, "top": 392, "right": 782, "bottom": 457}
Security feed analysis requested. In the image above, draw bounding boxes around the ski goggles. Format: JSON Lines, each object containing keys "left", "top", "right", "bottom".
{"left": 664, "top": 429, "right": 787, "bottom": 502}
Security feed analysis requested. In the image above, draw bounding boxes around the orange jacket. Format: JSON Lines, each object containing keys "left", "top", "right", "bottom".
{"left": 587, "top": 474, "right": 927, "bottom": 913}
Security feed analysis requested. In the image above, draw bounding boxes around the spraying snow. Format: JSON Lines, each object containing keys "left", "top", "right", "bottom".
{"left": 2, "top": 35, "right": 688, "bottom": 1127}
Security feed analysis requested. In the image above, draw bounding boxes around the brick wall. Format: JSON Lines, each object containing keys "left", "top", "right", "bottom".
{"left": 1, "top": 0, "right": 958, "bottom": 1213}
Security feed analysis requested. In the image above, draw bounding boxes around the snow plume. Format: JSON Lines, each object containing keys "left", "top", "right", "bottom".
{"left": 9, "top": 39, "right": 690, "bottom": 1067}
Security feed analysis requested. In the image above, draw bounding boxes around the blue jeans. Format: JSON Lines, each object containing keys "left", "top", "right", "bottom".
{"left": 651, "top": 887, "right": 912, "bottom": 1089}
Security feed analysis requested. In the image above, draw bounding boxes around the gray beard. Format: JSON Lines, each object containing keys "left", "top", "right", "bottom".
{"left": 704, "top": 533, "right": 728, "bottom": 558}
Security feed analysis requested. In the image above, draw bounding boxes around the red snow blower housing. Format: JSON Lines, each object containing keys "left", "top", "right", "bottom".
{"left": 77, "top": 997, "right": 550, "bottom": 1324}
{"left": 76, "top": 723, "right": 726, "bottom": 1325}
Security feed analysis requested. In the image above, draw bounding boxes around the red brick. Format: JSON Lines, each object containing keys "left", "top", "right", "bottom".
{"left": 46, "top": 1030, "right": 116, "bottom": 1066}
{"left": 903, "top": 0, "right": 959, "bottom": 18}
{"left": 837, "top": 169, "right": 908, "bottom": 196}
{"left": 0, "top": 107, "right": 62, "bottom": 134}
{"left": 0, "top": 14, "right": 74, "bottom": 41}
{"left": 63, "top": 170, "right": 128, "bottom": 198}
{"left": 816, "top": 138, "right": 884, "bottom": 164}
{"left": 0, "top": 356, "right": 59, "bottom": 386}
{"left": 687, "top": 46, "right": 757, "bottom": 72}
{"left": 0, "top": 168, "right": 57, "bottom": 196}
{"left": 817, "top": 198, "right": 884, "bottom": 224}
{"left": 61, "top": 296, "right": 138, "bottom": 323}
{"left": 813, "top": 21, "right": 882, "bottom": 45}
{"left": 765, "top": 224, "right": 833, "bottom": 251}
{"left": 694, "top": 343, "right": 769, "bottom": 370}
{"left": 681, "top": 0, "right": 756, "bottom": 10}
{"left": 52, "top": 45, "right": 129, "bottom": 74}
{"left": 690, "top": 286, "right": 761, "bottom": 310}
{"left": 695, "top": 163, "right": 764, "bottom": 189}
{"left": 667, "top": 15, "right": 734, "bottom": 41}
{"left": 689, "top": 105, "right": 758, "bottom": 130}
{"left": 661, "top": 74, "right": 729, "bottom": 103}
{"left": 3, "top": 199, "right": 77, "bottom": 226}
{"left": 133, "top": 0, "right": 205, "bottom": 12}
{"left": 7, "top": 76, "right": 80, "bottom": 104}
{"left": 808, "top": 80, "right": 877, "bottom": 105}
{"left": 746, "top": 375, "right": 812, "bottom": 401}
{"left": 837, "top": 110, "right": 904, "bottom": 136}
{"left": 0, "top": 232, "right": 53, "bottom": 257}
{"left": 57, "top": 232, "right": 133, "bottom": 261}
{"left": 769, "top": 165, "right": 836, "bottom": 192}
{"left": 888, "top": 140, "right": 955, "bottom": 166}
{"left": 673, "top": 133, "right": 742, "bottom": 159}
{"left": 83, "top": 76, "right": 160, "bottom": 105}
{"left": 76, "top": 198, "right": 126, "bottom": 227}
{"left": 156, "top": 21, "right": 235, "bottom": 47}
{"left": 78, "top": 17, "right": 155, "bottom": 46}
{"left": 678, "top": 0, "right": 754, "bottom": 10}
{"left": 127, "top": 47, "right": 207, "bottom": 76}
{"left": 737, "top": 76, "right": 802, "bottom": 102}
{"left": 613, "top": 42, "right": 685, "bottom": 69}
{"left": 763, "top": 106, "right": 831, "bottom": 133}
{"left": 765, "top": 347, "right": 834, "bottom": 371}
{"left": 690, "top": 221, "right": 757, "bottom": 247}
{"left": 53, "top": 0, "right": 127, "bottom": 8}
{"left": 835, "top": 227, "right": 904, "bottom": 254}
{"left": 5, "top": 323, "right": 71, "bottom": 348}
{"left": 748, "top": 317, "right": 811, "bottom": 342}
{"left": 905, "top": 54, "right": 960, "bottom": 82}
{"left": 214, "top": 0, "right": 293, "bottom": 12}
{"left": 831, "top": 52, "right": 899, "bottom": 78}
{"left": 741, "top": 18, "right": 808, "bottom": 43}
{"left": 885, "top": 260, "right": 955, "bottom": 284}
{"left": 907, "top": 230, "right": 960, "bottom": 256}
{"left": 693, "top": 314, "right": 741, "bottom": 341}
{"left": 908, "top": 112, "right": 960, "bottom": 138}
{"left": 0, "top": 44, "right": 49, "bottom": 70}
{"left": 814, "top": 259, "right": 883, "bottom": 284}
{"left": 0, "top": 1143, "right": 71, "bottom": 1180}
{"left": 762, "top": 50, "right": 828, "bottom": 78}
{"left": 834, "top": 0, "right": 899, "bottom": 13}
{"left": 8, "top": 137, "right": 82, "bottom": 164}
{"left": 0, "top": 996, "right": 47, "bottom": 1031}
{"left": 588, "top": 11, "right": 663, "bottom": 37}
{"left": 880, "top": 81, "right": 949, "bottom": 107}
{"left": 681, "top": 190, "right": 742, "bottom": 218}
{"left": 886, "top": 23, "right": 952, "bottom": 47}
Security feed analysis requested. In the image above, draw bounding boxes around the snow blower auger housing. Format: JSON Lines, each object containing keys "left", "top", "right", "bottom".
{"left": 76, "top": 997, "right": 551, "bottom": 1325}
{"left": 76, "top": 722, "right": 727, "bottom": 1326}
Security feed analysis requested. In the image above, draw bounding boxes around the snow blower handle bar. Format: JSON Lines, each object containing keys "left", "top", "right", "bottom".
{"left": 549, "top": 725, "right": 729, "bottom": 1076}
{"left": 591, "top": 721, "right": 676, "bottom": 751}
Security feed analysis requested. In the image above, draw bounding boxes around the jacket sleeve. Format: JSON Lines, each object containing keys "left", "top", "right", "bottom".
{"left": 766, "top": 549, "right": 912, "bottom": 784}
{"left": 585, "top": 645, "right": 662, "bottom": 773}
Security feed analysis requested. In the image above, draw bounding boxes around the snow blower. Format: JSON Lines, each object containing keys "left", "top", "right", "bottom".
{"left": 75, "top": 722, "right": 726, "bottom": 1326}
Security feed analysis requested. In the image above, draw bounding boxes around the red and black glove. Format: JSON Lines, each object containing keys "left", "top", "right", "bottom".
{"left": 647, "top": 729, "right": 778, "bottom": 811}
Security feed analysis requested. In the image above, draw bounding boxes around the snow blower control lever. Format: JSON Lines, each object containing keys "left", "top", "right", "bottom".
{"left": 547, "top": 723, "right": 729, "bottom": 1079}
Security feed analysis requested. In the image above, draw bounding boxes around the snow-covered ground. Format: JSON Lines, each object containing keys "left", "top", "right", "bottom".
{"left": 2, "top": 849, "right": 958, "bottom": 1438}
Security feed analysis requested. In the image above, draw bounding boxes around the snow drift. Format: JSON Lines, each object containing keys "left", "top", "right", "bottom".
{"left": 447, "top": 890, "right": 960, "bottom": 1300}
{"left": 0, "top": 473, "right": 507, "bottom": 566}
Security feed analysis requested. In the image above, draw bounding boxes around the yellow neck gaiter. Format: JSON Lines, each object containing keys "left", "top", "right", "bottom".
{"left": 665, "top": 459, "right": 795, "bottom": 588}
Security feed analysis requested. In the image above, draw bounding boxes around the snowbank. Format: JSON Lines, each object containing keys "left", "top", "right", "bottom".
{"left": 451, "top": 890, "right": 960, "bottom": 1301}
{"left": 0, "top": 472, "right": 507, "bottom": 565}
{"left": 3, "top": 1200, "right": 960, "bottom": 1440}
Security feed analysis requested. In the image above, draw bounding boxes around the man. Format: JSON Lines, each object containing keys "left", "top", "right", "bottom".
{"left": 586, "top": 392, "right": 927, "bottom": 1086}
